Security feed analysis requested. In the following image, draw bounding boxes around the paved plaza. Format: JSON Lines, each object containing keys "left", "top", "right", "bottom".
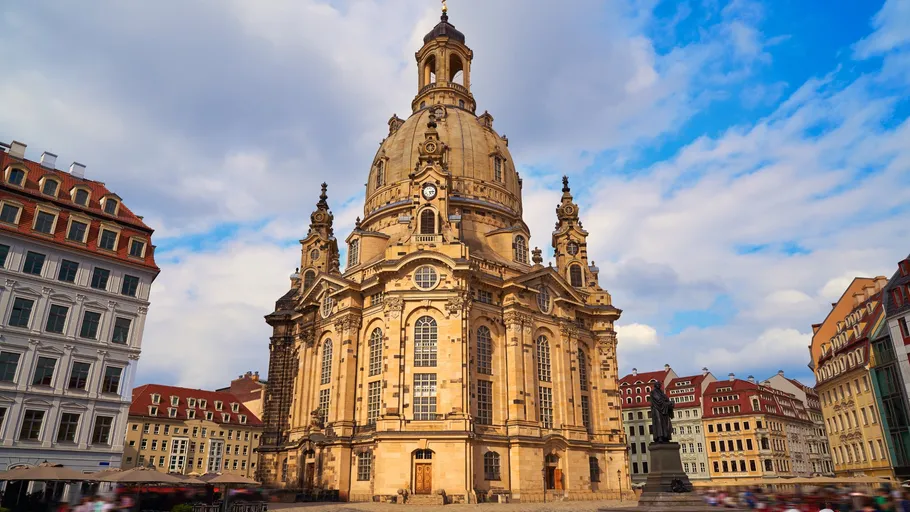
{"left": 269, "top": 500, "right": 637, "bottom": 512}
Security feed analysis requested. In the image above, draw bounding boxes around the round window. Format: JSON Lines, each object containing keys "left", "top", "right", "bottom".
{"left": 321, "top": 294, "right": 335, "bottom": 318}
{"left": 310, "top": 249, "right": 321, "bottom": 261}
{"left": 537, "top": 285, "right": 551, "bottom": 313}
{"left": 567, "top": 242, "right": 579, "bottom": 256}
{"left": 414, "top": 266, "right": 439, "bottom": 290}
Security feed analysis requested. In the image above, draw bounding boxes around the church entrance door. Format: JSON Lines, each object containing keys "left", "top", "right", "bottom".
{"left": 415, "top": 464, "right": 432, "bottom": 494}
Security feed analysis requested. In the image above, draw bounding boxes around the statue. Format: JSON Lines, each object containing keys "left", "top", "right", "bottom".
{"left": 650, "top": 381, "right": 674, "bottom": 443}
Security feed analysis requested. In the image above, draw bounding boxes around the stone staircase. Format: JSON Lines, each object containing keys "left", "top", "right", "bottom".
{"left": 407, "top": 493, "right": 445, "bottom": 505}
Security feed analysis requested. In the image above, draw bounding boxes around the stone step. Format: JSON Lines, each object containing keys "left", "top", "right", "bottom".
{"left": 407, "top": 493, "right": 445, "bottom": 505}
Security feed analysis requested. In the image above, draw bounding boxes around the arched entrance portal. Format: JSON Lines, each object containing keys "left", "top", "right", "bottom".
{"left": 544, "top": 453, "right": 563, "bottom": 491}
{"left": 412, "top": 449, "right": 434, "bottom": 495}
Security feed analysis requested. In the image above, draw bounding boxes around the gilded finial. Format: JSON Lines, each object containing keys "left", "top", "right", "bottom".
{"left": 442, "top": 0, "right": 447, "bottom": 13}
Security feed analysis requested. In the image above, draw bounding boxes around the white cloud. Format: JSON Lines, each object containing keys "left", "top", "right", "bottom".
{"left": 853, "top": 0, "right": 910, "bottom": 58}
{"left": 616, "top": 323, "right": 659, "bottom": 351}
{"left": 702, "top": 328, "right": 811, "bottom": 373}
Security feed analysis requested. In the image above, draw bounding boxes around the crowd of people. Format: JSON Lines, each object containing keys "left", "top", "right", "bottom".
{"left": 66, "top": 494, "right": 135, "bottom": 511}
{"left": 702, "top": 486, "right": 910, "bottom": 512}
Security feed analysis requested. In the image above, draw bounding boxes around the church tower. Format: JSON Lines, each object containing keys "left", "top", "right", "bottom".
{"left": 258, "top": 7, "right": 632, "bottom": 504}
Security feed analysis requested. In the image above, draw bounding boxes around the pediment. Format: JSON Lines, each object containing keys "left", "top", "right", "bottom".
{"left": 0, "top": 394, "right": 16, "bottom": 404}
{"left": 23, "top": 397, "right": 54, "bottom": 407}
{"left": 49, "top": 292, "right": 77, "bottom": 304}
{"left": 506, "top": 267, "right": 584, "bottom": 304}
{"left": 59, "top": 401, "right": 90, "bottom": 411}
{"left": 34, "top": 344, "right": 65, "bottom": 356}
{"left": 300, "top": 275, "right": 353, "bottom": 304}
{"left": 84, "top": 300, "right": 107, "bottom": 309}
{"left": 14, "top": 286, "right": 42, "bottom": 298}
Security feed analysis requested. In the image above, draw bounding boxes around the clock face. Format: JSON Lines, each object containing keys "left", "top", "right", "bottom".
{"left": 425, "top": 141, "right": 437, "bottom": 154}
{"left": 567, "top": 242, "right": 579, "bottom": 256}
{"left": 422, "top": 183, "right": 437, "bottom": 200}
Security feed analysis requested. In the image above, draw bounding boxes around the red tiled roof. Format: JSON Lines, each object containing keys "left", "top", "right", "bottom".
{"left": 817, "top": 292, "right": 882, "bottom": 366}
{"left": 703, "top": 378, "right": 810, "bottom": 422}
{"left": 619, "top": 369, "right": 670, "bottom": 409}
{"left": 0, "top": 152, "right": 158, "bottom": 271}
{"left": 130, "top": 384, "right": 263, "bottom": 426}
{"left": 667, "top": 373, "right": 708, "bottom": 407}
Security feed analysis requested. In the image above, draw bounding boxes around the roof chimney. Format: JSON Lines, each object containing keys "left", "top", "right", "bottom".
{"left": 632, "top": 368, "right": 638, "bottom": 376}
{"left": 664, "top": 363, "right": 670, "bottom": 371}
{"left": 40, "top": 151, "right": 57, "bottom": 169}
{"left": 728, "top": 372, "right": 735, "bottom": 382}
{"left": 761, "top": 380, "right": 771, "bottom": 386}
{"left": 702, "top": 367, "right": 709, "bottom": 376}
{"left": 8, "top": 141, "right": 26, "bottom": 159}
{"left": 69, "top": 162, "right": 86, "bottom": 179}
{"left": 748, "top": 375, "right": 755, "bottom": 384}
{"left": 777, "top": 370, "right": 785, "bottom": 377}
{"left": 252, "top": 371, "right": 260, "bottom": 382}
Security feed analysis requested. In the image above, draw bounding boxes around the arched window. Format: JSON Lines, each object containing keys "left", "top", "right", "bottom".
{"left": 477, "top": 326, "right": 492, "bottom": 375}
{"left": 369, "top": 328, "right": 383, "bottom": 376}
{"left": 376, "top": 161, "right": 385, "bottom": 188}
{"left": 348, "top": 239, "right": 360, "bottom": 267}
{"left": 419, "top": 209, "right": 436, "bottom": 235}
{"left": 537, "top": 285, "right": 551, "bottom": 313}
{"left": 626, "top": 389, "right": 631, "bottom": 395}
{"left": 414, "top": 316, "right": 437, "bottom": 367}
{"left": 320, "top": 339, "right": 333, "bottom": 385}
{"left": 578, "top": 349, "right": 588, "bottom": 391}
{"left": 423, "top": 56, "right": 437, "bottom": 86}
{"left": 321, "top": 294, "right": 334, "bottom": 318}
{"left": 483, "top": 451, "right": 501, "bottom": 480}
{"left": 493, "top": 157, "right": 503, "bottom": 182}
{"left": 303, "top": 270, "right": 316, "bottom": 290}
{"left": 514, "top": 235, "right": 528, "bottom": 264}
{"left": 570, "top": 264, "right": 583, "bottom": 287}
{"left": 449, "top": 54, "right": 464, "bottom": 85}
{"left": 536, "top": 336, "right": 551, "bottom": 382}
{"left": 636, "top": 396, "right": 642, "bottom": 403}
{"left": 589, "top": 456, "right": 601, "bottom": 482}
{"left": 626, "top": 397, "right": 632, "bottom": 404}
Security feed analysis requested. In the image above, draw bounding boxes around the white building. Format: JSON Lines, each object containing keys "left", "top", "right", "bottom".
{"left": 765, "top": 371, "right": 834, "bottom": 476}
{"left": 667, "top": 369, "right": 717, "bottom": 481}
{"left": 0, "top": 140, "right": 158, "bottom": 477}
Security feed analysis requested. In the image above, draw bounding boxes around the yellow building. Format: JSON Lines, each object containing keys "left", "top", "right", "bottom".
{"left": 122, "top": 384, "right": 262, "bottom": 479}
{"left": 217, "top": 371, "right": 267, "bottom": 421}
{"left": 812, "top": 277, "right": 895, "bottom": 479}
{"left": 256, "top": 7, "right": 632, "bottom": 504}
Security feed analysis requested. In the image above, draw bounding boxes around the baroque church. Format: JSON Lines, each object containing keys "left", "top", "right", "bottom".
{"left": 258, "top": 7, "right": 633, "bottom": 504}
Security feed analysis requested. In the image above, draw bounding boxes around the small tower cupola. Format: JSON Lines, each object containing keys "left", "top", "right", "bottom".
{"left": 413, "top": 5, "right": 476, "bottom": 114}
{"left": 552, "top": 176, "right": 594, "bottom": 289}
{"left": 300, "top": 183, "right": 340, "bottom": 278}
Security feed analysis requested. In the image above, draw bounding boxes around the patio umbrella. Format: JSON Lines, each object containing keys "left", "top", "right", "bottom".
{"left": 206, "top": 474, "right": 260, "bottom": 486}
{"left": 99, "top": 466, "right": 183, "bottom": 484}
{"left": 169, "top": 473, "right": 208, "bottom": 486}
{"left": 2, "top": 461, "right": 86, "bottom": 481}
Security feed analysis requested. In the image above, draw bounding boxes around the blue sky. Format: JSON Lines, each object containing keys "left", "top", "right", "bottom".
{"left": 0, "top": 0, "right": 908, "bottom": 389}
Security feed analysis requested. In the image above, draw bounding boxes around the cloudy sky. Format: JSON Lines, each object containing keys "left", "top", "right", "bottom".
{"left": 1, "top": 0, "right": 908, "bottom": 390}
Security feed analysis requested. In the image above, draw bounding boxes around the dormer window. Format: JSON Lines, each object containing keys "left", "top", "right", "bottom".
{"left": 170, "top": 396, "right": 179, "bottom": 406}
{"left": 188, "top": 398, "right": 196, "bottom": 408}
{"left": 187, "top": 409, "right": 196, "bottom": 419}
{"left": 66, "top": 217, "right": 89, "bottom": 243}
{"left": 239, "top": 415, "right": 247, "bottom": 424}
{"left": 231, "top": 403, "right": 239, "bottom": 413}
{"left": 129, "top": 238, "right": 146, "bottom": 258}
{"left": 199, "top": 399, "right": 207, "bottom": 409}
{"left": 103, "top": 198, "right": 119, "bottom": 215}
{"left": 98, "top": 228, "right": 119, "bottom": 251}
{"left": 41, "top": 178, "right": 60, "bottom": 197}
{"left": 149, "top": 406, "right": 158, "bottom": 416}
{"left": 168, "top": 407, "right": 177, "bottom": 418}
{"left": 222, "top": 413, "right": 231, "bottom": 423}
{"left": 33, "top": 208, "right": 58, "bottom": 235}
{"left": 215, "top": 401, "right": 223, "bottom": 411}
{"left": 7, "top": 167, "right": 26, "bottom": 187}
{"left": 348, "top": 239, "right": 360, "bottom": 267}
{"left": 73, "top": 188, "right": 90, "bottom": 207}
{"left": 151, "top": 394, "right": 161, "bottom": 405}
{"left": 0, "top": 201, "right": 22, "bottom": 225}
{"left": 205, "top": 411, "right": 214, "bottom": 421}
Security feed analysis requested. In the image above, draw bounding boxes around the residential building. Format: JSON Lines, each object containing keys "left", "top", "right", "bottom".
{"left": 703, "top": 374, "right": 813, "bottom": 483}
{"left": 122, "top": 384, "right": 262, "bottom": 478}
{"left": 257, "top": 8, "right": 633, "bottom": 503}
{"left": 0, "top": 141, "right": 158, "bottom": 473}
{"left": 667, "top": 369, "right": 716, "bottom": 481}
{"left": 812, "top": 277, "right": 895, "bottom": 479}
{"left": 619, "top": 366, "right": 676, "bottom": 484}
{"left": 216, "top": 371, "right": 266, "bottom": 421}
{"left": 873, "top": 256, "right": 910, "bottom": 479}
{"left": 766, "top": 370, "right": 835, "bottom": 475}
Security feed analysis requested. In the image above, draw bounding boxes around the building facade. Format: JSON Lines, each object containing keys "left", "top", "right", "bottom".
{"left": 122, "top": 384, "right": 262, "bottom": 478}
{"left": 812, "top": 277, "right": 895, "bottom": 479}
{"left": 766, "top": 370, "right": 834, "bottom": 476}
{"left": 217, "top": 371, "right": 266, "bottom": 421}
{"left": 668, "top": 370, "right": 716, "bottom": 481}
{"left": 257, "top": 9, "right": 632, "bottom": 504}
{"left": 0, "top": 141, "right": 157, "bottom": 474}
{"left": 619, "top": 367, "right": 675, "bottom": 484}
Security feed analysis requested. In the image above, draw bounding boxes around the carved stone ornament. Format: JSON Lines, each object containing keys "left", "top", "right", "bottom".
{"left": 384, "top": 297, "right": 404, "bottom": 319}
{"left": 300, "top": 330, "right": 316, "bottom": 348}
{"left": 137, "top": 306, "right": 149, "bottom": 315}
{"left": 335, "top": 315, "right": 362, "bottom": 334}
{"left": 76, "top": 294, "right": 87, "bottom": 302}
{"left": 444, "top": 294, "right": 467, "bottom": 318}
{"left": 42, "top": 286, "right": 54, "bottom": 295}
{"left": 560, "top": 323, "right": 579, "bottom": 340}
{"left": 108, "top": 301, "right": 119, "bottom": 310}
{"left": 5, "top": 279, "right": 17, "bottom": 288}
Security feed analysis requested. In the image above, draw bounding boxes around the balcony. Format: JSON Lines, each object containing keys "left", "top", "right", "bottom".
{"left": 414, "top": 234, "right": 442, "bottom": 244}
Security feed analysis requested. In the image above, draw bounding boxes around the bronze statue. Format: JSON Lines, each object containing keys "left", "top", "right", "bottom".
{"left": 650, "top": 381, "right": 674, "bottom": 443}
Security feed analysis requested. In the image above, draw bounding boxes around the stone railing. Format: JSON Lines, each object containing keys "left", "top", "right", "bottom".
{"left": 414, "top": 234, "right": 442, "bottom": 244}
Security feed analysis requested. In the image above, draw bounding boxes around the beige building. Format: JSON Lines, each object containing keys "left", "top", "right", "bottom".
{"left": 766, "top": 371, "right": 834, "bottom": 475}
{"left": 217, "top": 371, "right": 266, "bottom": 421}
{"left": 256, "top": 7, "right": 632, "bottom": 504}
{"left": 122, "top": 384, "right": 262, "bottom": 478}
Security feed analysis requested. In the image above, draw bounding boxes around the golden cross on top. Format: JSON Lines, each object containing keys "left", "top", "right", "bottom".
{"left": 442, "top": 0, "right": 447, "bottom": 13}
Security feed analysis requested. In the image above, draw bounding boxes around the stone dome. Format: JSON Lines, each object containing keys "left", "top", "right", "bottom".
{"left": 363, "top": 106, "right": 522, "bottom": 224}
{"left": 423, "top": 12, "right": 466, "bottom": 45}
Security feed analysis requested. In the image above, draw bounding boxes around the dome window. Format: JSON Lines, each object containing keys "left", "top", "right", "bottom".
{"left": 419, "top": 209, "right": 436, "bottom": 235}
{"left": 414, "top": 265, "right": 438, "bottom": 290}
{"left": 376, "top": 161, "right": 385, "bottom": 188}
{"left": 348, "top": 239, "right": 360, "bottom": 267}
{"left": 493, "top": 157, "right": 503, "bottom": 182}
{"left": 569, "top": 264, "right": 583, "bottom": 288}
{"left": 514, "top": 235, "right": 528, "bottom": 264}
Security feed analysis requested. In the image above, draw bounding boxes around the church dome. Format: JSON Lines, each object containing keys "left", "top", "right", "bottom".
{"left": 423, "top": 12, "right": 465, "bottom": 45}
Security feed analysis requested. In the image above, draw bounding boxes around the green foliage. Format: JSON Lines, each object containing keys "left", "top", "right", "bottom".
{"left": 0, "top": 507, "right": 10, "bottom": 512}
{"left": 171, "top": 505, "right": 193, "bottom": 512}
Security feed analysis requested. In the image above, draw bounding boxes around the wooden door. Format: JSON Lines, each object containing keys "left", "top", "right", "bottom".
{"left": 415, "top": 463, "right": 432, "bottom": 494}
{"left": 554, "top": 469, "right": 563, "bottom": 490}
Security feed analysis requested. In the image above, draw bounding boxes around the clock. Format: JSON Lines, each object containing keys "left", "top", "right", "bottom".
{"left": 425, "top": 141, "right": 438, "bottom": 154}
{"left": 422, "top": 183, "right": 437, "bottom": 200}
{"left": 567, "top": 241, "right": 579, "bottom": 256}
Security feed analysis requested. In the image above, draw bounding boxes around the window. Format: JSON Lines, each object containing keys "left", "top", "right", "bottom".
{"left": 121, "top": 275, "right": 140, "bottom": 297}
{"left": 633, "top": 463, "right": 639, "bottom": 474}
{"left": 414, "top": 266, "right": 438, "bottom": 289}
{"left": 23, "top": 251, "right": 46, "bottom": 275}
{"left": 367, "top": 381, "right": 381, "bottom": 425}
{"left": 569, "top": 264, "right": 583, "bottom": 287}
{"left": 0, "top": 352, "right": 21, "bottom": 381}
{"left": 321, "top": 294, "right": 334, "bottom": 318}
{"left": 98, "top": 229, "right": 118, "bottom": 250}
{"left": 357, "top": 452, "right": 372, "bottom": 481}
{"left": 102, "top": 366, "right": 122, "bottom": 394}
{"left": 56, "top": 259, "right": 80, "bottom": 283}
{"left": 318, "top": 388, "right": 330, "bottom": 423}
{"left": 477, "top": 289, "right": 493, "bottom": 304}
{"left": 376, "top": 160, "right": 385, "bottom": 188}
{"left": 631, "top": 443, "right": 637, "bottom": 454}
{"left": 68, "top": 362, "right": 91, "bottom": 390}
{"left": 33, "top": 211, "right": 56, "bottom": 234}
{"left": 80, "top": 311, "right": 102, "bottom": 339}
{"left": 537, "top": 285, "right": 551, "bottom": 313}
{"left": 42, "top": 179, "right": 58, "bottom": 196}
{"left": 413, "top": 373, "right": 437, "bottom": 420}
{"left": 129, "top": 239, "right": 145, "bottom": 258}
{"left": 539, "top": 386, "right": 554, "bottom": 428}
{"left": 348, "top": 239, "right": 359, "bottom": 267}
{"left": 514, "top": 235, "right": 528, "bottom": 264}
{"left": 484, "top": 451, "right": 501, "bottom": 480}
{"left": 57, "top": 413, "right": 80, "bottom": 442}
{"left": 581, "top": 395, "right": 592, "bottom": 432}
{"left": 215, "top": 401, "right": 223, "bottom": 411}
{"left": 90, "top": 268, "right": 110, "bottom": 290}
{"left": 477, "top": 380, "right": 493, "bottom": 425}
{"left": 65, "top": 219, "right": 88, "bottom": 243}
{"left": 536, "top": 336, "right": 551, "bottom": 382}
{"left": 45, "top": 304, "right": 69, "bottom": 334}
{"left": 104, "top": 199, "right": 118, "bottom": 215}
{"left": 419, "top": 209, "right": 436, "bottom": 234}
{"left": 0, "top": 244, "right": 8, "bottom": 268}
{"left": 414, "top": 316, "right": 438, "bottom": 367}
{"left": 320, "top": 339, "right": 333, "bottom": 385}
{"left": 20, "top": 410, "right": 45, "bottom": 440}
{"left": 369, "top": 328, "right": 383, "bottom": 376}
{"left": 9, "top": 297, "right": 35, "bottom": 328}
{"left": 8, "top": 168, "right": 25, "bottom": 186}
{"left": 112, "top": 317, "right": 132, "bottom": 344}
{"left": 578, "top": 349, "right": 589, "bottom": 391}
{"left": 476, "top": 326, "right": 492, "bottom": 375}
{"left": 33, "top": 356, "right": 57, "bottom": 386}
{"left": 303, "top": 270, "right": 316, "bottom": 290}
{"left": 0, "top": 203, "right": 21, "bottom": 224}
{"left": 73, "top": 189, "right": 89, "bottom": 206}
{"left": 493, "top": 157, "right": 503, "bottom": 182}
